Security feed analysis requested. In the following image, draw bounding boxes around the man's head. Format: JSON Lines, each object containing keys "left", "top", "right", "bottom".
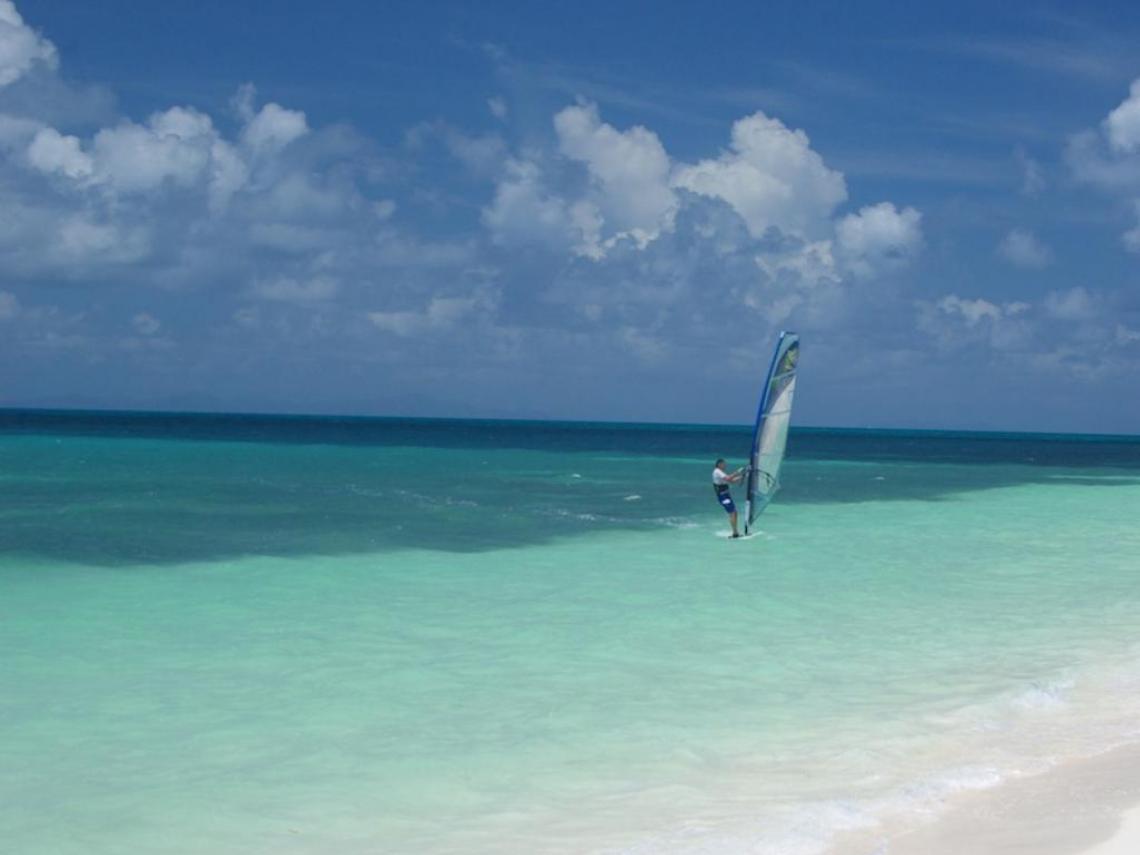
{"left": 715, "top": 458, "right": 726, "bottom": 469}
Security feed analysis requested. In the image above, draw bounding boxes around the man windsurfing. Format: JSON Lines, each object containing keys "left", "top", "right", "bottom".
{"left": 712, "top": 458, "right": 745, "bottom": 538}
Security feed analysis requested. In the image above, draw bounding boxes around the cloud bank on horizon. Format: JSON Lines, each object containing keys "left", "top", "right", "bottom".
{"left": 0, "top": 0, "right": 1138, "bottom": 431}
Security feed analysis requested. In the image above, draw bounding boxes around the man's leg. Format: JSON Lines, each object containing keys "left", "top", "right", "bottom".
{"left": 729, "top": 509, "right": 739, "bottom": 537}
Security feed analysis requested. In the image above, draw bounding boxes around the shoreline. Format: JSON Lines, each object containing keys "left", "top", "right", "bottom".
{"left": 1080, "top": 804, "right": 1140, "bottom": 854}
{"left": 829, "top": 742, "right": 1140, "bottom": 855}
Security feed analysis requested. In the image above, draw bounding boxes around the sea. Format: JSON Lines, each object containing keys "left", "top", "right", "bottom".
{"left": 2, "top": 410, "right": 1138, "bottom": 854}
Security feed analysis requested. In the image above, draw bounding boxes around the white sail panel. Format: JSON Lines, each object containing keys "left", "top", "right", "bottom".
{"left": 746, "top": 332, "right": 799, "bottom": 531}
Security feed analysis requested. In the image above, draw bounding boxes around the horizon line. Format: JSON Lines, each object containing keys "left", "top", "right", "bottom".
{"left": 1, "top": 405, "right": 1138, "bottom": 442}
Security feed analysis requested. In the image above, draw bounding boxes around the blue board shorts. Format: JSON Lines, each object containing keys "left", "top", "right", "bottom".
{"left": 718, "top": 493, "right": 736, "bottom": 514}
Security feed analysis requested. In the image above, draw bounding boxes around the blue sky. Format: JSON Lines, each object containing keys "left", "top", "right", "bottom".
{"left": 2, "top": 1, "right": 1139, "bottom": 432}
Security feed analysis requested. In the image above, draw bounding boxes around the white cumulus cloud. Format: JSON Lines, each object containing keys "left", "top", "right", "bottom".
{"left": 1068, "top": 79, "right": 1140, "bottom": 250}
{"left": 19, "top": 91, "right": 307, "bottom": 213}
{"left": 554, "top": 102, "right": 677, "bottom": 250}
{"left": 922, "top": 294, "right": 1033, "bottom": 352}
{"left": 483, "top": 102, "right": 918, "bottom": 282}
{"left": 1044, "top": 286, "right": 1096, "bottom": 321}
{"left": 231, "top": 83, "right": 309, "bottom": 155}
{"left": 1105, "top": 79, "right": 1140, "bottom": 154}
{"left": 937, "top": 295, "right": 1006, "bottom": 325}
{"left": 406, "top": 120, "right": 506, "bottom": 177}
{"left": 1067, "top": 81, "right": 1140, "bottom": 189}
{"left": 998, "top": 228, "right": 1052, "bottom": 269}
{"left": 835, "top": 202, "right": 923, "bottom": 279}
{"left": 482, "top": 158, "right": 573, "bottom": 249}
{"left": 367, "top": 291, "right": 494, "bottom": 337}
{"left": 1015, "top": 146, "right": 1045, "bottom": 196}
{"left": 241, "top": 101, "right": 308, "bottom": 156}
{"left": 26, "top": 126, "right": 93, "bottom": 179}
{"left": 56, "top": 215, "right": 149, "bottom": 265}
{"left": 0, "top": 1, "right": 56, "bottom": 88}
{"left": 672, "top": 111, "right": 847, "bottom": 240}
{"left": 754, "top": 238, "right": 841, "bottom": 294}
{"left": 90, "top": 107, "right": 219, "bottom": 194}
{"left": 19, "top": 104, "right": 249, "bottom": 215}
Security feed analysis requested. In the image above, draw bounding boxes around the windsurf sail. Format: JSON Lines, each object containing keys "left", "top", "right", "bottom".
{"left": 745, "top": 331, "right": 799, "bottom": 533}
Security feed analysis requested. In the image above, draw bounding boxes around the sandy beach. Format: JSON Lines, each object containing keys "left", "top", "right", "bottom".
{"left": 1080, "top": 804, "right": 1140, "bottom": 854}
{"left": 830, "top": 742, "right": 1140, "bottom": 855}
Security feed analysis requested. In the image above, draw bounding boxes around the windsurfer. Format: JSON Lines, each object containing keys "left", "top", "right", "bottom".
{"left": 712, "top": 458, "right": 745, "bottom": 537}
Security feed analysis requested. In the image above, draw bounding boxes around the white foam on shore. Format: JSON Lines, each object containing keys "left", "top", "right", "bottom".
{"left": 840, "top": 742, "right": 1140, "bottom": 855}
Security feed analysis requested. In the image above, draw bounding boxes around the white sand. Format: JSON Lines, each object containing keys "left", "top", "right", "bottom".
{"left": 828, "top": 742, "right": 1140, "bottom": 855}
{"left": 1079, "top": 805, "right": 1140, "bottom": 855}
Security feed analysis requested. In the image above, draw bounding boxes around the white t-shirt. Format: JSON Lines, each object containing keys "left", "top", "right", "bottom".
{"left": 712, "top": 466, "right": 732, "bottom": 487}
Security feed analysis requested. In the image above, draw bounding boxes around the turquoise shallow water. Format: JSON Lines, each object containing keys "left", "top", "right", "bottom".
{"left": 2, "top": 413, "right": 1139, "bottom": 853}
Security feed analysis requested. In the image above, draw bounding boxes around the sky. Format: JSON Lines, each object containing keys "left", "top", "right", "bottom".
{"left": 1, "top": 0, "right": 1139, "bottom": 432}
